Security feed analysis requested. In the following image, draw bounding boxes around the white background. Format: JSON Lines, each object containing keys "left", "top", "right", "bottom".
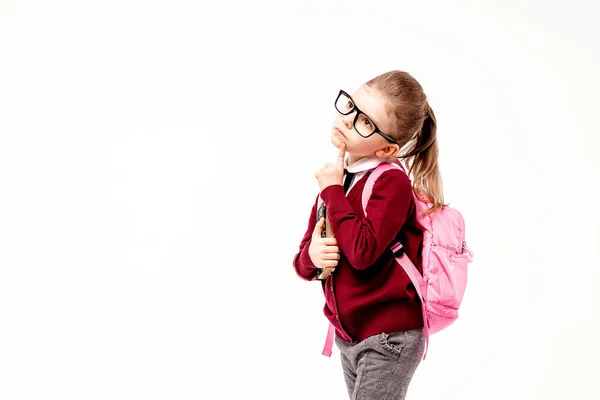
{"left": 1, "top": 1, "right": 599, "bottom": 399}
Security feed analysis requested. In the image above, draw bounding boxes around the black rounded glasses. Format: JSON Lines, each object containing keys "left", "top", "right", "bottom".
{"left": 334, "top": 90, "right": 398, "bottom": 144}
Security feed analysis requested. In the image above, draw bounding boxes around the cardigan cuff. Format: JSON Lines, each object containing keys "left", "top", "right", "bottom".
{"left": 295, "top": 243, "right": 318, "bottom": 281}
{"left": 319, "top": 184, "right": 347, "bottom": 210}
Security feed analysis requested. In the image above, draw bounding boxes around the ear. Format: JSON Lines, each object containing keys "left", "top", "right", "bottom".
{"left": 375, "top": 144, "right": 400, "bottom": 158}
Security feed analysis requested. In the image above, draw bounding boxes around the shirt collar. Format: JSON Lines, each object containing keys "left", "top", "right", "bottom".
{"left": 344, "top": 155, "right": 396, "bottom": 173}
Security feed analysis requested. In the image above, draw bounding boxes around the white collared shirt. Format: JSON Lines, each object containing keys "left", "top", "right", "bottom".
{"left": 343, "top": 155, "right": 398, "bottom": 194}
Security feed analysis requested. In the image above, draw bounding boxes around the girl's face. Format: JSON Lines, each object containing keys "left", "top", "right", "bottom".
{"left": 331, "top": 85, "right": 399, "bottom": 164}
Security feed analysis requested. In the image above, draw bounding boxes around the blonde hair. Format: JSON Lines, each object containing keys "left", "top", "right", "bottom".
{"left": 365, "top": 70, "right": 447, "bottom": 215}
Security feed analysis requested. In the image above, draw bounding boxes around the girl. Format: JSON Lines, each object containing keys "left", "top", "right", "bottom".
{"left": 293, "top": 70, "right": 445, "bottom": 400}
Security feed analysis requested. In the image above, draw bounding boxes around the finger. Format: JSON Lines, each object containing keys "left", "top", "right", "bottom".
{"left": 312, "top": 217, "right": 325, "bottom": 236}
{"left": 316, "top": 216, "right": 325, "bottom": 230}
{"left": 323, "top": 245, "right": 340, "bottom": 253}
{"left": 323, "top": 252, "right": 340, "bottom": 260}
{"left": 323, "top": 260, "right": 338, "bottom": 267}
{"left": 337, "top": 142, "right": 346, "bottom": 168}
{"left": 321, "top": 237, "right": 337, "bottom": 245}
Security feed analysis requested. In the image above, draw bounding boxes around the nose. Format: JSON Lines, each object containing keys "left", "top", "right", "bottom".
{"left": 342, "top": 112, "right": 355, "bottom": 129}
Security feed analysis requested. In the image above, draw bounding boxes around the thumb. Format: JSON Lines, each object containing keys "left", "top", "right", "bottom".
{"left": 313, "top": 217, "right": 325, "bottom": 237}
{"left": 337, "top": 142, "right": 346, "bottom": 169}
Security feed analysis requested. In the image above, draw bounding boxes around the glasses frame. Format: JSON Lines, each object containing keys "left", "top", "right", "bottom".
{"left": 334, "top": 90, "right": 398, "bottom": 145}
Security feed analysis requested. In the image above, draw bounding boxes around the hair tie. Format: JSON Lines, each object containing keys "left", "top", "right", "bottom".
{"left": 424, "top": 102, "right": 431, "bottom": 120}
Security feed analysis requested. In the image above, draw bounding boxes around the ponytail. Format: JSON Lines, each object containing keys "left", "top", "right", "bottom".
{"left": 364, "top": 70, "right": 446, "bottom": 214}
{"left": 400, "top": 103, "right": 447, "bottom": 215}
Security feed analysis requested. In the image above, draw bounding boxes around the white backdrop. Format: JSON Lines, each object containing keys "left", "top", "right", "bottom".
{"left": 1, "top": 1, "right": 599, "bottom": 399}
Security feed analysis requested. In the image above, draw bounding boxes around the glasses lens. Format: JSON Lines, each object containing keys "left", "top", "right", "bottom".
{"left": 355, "top": 112, "right": 376, "bottom": 137}
{"left": 335, "top": 92, "right": 354, "bottom": 114}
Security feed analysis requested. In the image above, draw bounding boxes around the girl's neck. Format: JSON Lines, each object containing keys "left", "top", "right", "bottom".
{"left": 347, "top": 154, "right": 364, "bottom": 166}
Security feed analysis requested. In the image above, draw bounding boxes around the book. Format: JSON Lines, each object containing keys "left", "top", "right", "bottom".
{"left": 315, "top": 201, "right": 335, "bottom": 280}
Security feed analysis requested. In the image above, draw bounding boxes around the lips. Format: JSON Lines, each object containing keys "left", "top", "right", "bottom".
{"left": 334, "top": 127, "right": 346, "bottom": 138}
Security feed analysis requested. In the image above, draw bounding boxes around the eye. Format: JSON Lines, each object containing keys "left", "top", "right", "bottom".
{"left": 346, "top": 100, "right": 354, "bottom": 109}
{"left": 359, "top": 115, "right": 372, "bottom": 127}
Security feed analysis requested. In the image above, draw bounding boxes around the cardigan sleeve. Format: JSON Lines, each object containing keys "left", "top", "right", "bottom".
{"left": 319, "top": 168, "right": 412, "bottom": 270}
{"left": 292, "top": 194, "right": 320, "bottom": 281}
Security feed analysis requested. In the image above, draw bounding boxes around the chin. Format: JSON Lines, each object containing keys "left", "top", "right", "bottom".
{"left": 330, "top": 133, "right": 344, "bottom": 143}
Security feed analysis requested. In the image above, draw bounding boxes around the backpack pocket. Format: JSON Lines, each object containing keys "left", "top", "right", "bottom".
{"left": 427, "top": 245, "right": 469, "bottom": 309}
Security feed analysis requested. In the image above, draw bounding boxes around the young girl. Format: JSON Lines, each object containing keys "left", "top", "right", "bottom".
{"left": 293, "top": 70, "right": 445, "bottom": 400}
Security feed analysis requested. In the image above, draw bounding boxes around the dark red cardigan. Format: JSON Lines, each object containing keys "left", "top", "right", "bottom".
{"left": 293, "top": 166, "right": 424, "bottom": 343}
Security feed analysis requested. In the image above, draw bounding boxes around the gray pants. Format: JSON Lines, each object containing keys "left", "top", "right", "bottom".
{"left": 334, "top": 328, "right": 425, "bottom": 400}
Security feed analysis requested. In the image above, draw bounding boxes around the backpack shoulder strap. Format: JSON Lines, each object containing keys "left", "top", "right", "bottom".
{"left": 361, "top": 160, "right": 426, "bottom": 299}
{"left": 361, "top": 160, "right": 404, "bottom": 217}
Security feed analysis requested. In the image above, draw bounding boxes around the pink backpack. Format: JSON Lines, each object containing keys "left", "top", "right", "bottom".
{"left": 320, "top": 160, "right": 474, "bottom": 360}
